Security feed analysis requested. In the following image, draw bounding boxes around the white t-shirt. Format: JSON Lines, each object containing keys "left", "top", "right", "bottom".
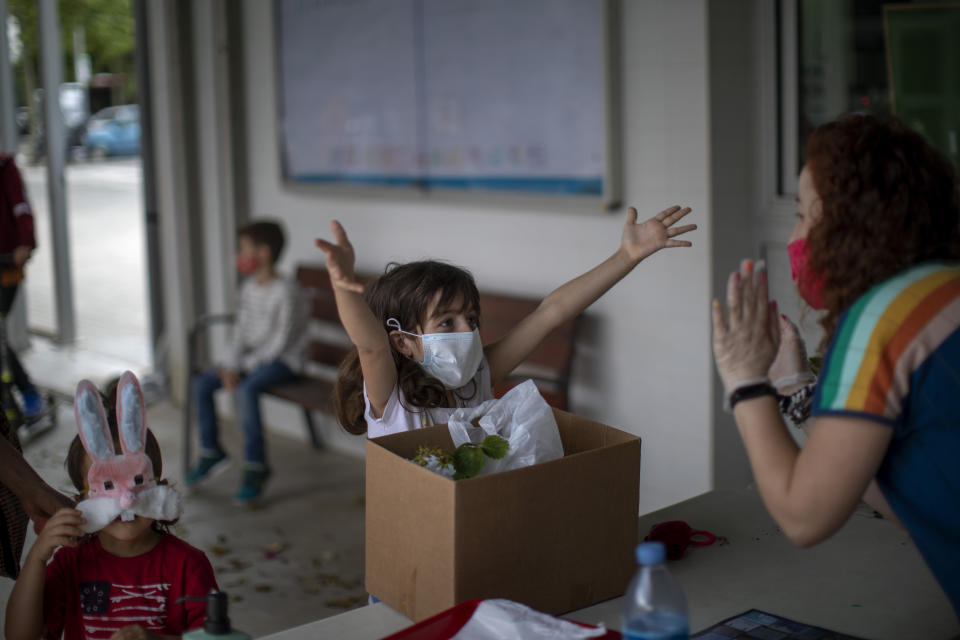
{"left": 364, "top": 358, "right": 494, "bottom": 439}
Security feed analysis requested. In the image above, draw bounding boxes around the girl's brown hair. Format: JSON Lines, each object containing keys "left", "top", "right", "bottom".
{"left": 804, "top": 114, "right": 960, "bottom": 347}
{"left": 65, "top": 378, "right": 175, "bottom": 530}
{"left": 334, "top": 260, "right": 482, "bottom": 435}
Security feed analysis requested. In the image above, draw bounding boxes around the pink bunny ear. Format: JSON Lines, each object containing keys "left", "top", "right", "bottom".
{"left": 75, "top": 379, "right": 113, "bottom": 461}
{"left": 116, "top": 371, "right": 147, "bottom": 456}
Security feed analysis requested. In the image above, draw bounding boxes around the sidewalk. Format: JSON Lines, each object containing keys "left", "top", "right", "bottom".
{"left": 20, "top": 156, "right": 151, "bottom": 368}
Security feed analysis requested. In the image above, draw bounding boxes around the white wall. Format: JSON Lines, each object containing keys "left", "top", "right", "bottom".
{"left": 228, "top": 0, "right": 716, "bottom": 514}
{"left": 192, "top": 0, "right": 239, "bottom": 357}
{"left": 707, "top": 0, "right": 762, "bottom": 491}
{"left": 146, "top": 0, "right": 198, "bottom": 405}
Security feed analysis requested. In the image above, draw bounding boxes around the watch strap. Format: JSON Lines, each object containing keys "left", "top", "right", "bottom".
{"left": 726, "top": 382, "right": 776, "bottom": 412}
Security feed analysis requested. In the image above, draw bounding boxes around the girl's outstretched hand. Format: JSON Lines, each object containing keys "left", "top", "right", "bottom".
{"left": 621, "top": 205, "right": 696, "bottom": 264}
{"left": 315, "top": 220, "right": 365, "bottom": 294}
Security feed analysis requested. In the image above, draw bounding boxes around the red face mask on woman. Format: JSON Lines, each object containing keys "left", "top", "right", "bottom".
{"left": 787, "top": 238, "right": 826, "bottom": 310}
{"left": 236, "top": 255, "right": 259, "bottom": 276}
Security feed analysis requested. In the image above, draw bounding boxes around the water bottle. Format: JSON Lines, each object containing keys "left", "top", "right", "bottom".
{"left": 622, "top": 541, "right": 689, "bottom": 640}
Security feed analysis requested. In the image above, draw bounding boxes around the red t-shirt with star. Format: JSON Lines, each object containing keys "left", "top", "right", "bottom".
{"left": 43, "top": 532, "right": 218, "bottom": 640}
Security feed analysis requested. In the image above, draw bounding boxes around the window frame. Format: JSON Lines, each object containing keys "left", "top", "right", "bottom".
{"left": 778, "top": 0, "right": 800, "bottom": 199}
{"left": 755, "top": 0, "right": 799, "bottom": 243}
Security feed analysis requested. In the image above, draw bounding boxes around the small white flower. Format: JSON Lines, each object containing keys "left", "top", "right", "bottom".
{"left": 421, "top": 455, "right": 455, "bottom": 478}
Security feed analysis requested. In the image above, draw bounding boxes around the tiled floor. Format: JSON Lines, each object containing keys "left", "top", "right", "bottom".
{"left": 1, "top": 342, "right": 368, "bottom": 637}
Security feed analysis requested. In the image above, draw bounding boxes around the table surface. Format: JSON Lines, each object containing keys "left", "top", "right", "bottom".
{"left": 261, "top": 488, "right": 959, "bottom": 640}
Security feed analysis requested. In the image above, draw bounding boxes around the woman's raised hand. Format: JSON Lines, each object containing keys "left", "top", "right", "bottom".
{"left": 767, "top": 313, "right": 816, "bottom": 393}
{"left": 711, "top": 259, "right": 780, "bottom": 395}
{"left": 315, "top": 220, "right": 365, "bottom": 294}
{"left": 621, "top": 205, "right": 696, "bottom": 264}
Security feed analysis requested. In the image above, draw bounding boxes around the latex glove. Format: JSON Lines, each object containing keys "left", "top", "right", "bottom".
{"left": 711, "top": 259, "right": 780, "bottom": 399}
{"left": 768, "top": 314, "right": 815, "bottom": 394}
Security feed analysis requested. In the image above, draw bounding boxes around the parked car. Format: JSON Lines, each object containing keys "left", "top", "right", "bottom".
{"left": 82, "top": 104, "right": 140, "bottom": 159}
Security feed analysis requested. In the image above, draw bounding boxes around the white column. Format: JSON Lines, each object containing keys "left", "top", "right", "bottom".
{"left": 146, "top": 0, "right": 198, "bottom": 404}
{"left": 0, "top": 0, "right": 17, "bottom": 153}
{"left": 38, "top": 0, "right": 76, "bottom": 343}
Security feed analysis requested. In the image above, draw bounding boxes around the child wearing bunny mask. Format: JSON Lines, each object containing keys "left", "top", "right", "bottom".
{"left": 5, "top": 372, "right": 218, "bottom": 640}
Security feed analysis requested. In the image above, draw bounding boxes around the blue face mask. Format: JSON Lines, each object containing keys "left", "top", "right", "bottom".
{"left": 386, "top": 318, "right": 483, "bottom": 389}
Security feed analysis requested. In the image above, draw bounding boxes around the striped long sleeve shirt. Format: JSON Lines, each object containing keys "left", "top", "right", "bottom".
{"left": 224, "top": 275, "right": 310, "bottom": 374}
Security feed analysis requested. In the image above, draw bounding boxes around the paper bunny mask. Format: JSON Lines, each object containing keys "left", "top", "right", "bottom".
{"left": 74, "top": 371, "right": 181, "bottom": 533}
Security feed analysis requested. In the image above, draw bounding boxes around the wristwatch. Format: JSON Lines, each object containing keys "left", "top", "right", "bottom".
{"left": 728, "top": 382, "right": 777, "bottom": 411}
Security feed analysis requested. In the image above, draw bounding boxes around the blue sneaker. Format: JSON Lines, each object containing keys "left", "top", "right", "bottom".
{"left": 234, "top": 466, "right": 271, "bottom": 505}
{"left": 21, "top": 390, "right": 44, "bottom": 417}
{"left": 185, "top": 451, "right": 230, "bottom": 486}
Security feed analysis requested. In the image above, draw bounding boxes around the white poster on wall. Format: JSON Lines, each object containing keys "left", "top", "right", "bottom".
{"left": 278, "top": 0, "right": 609, "bottom": 195}
{"left": 279, "top": 0, "right": 421, "bottom": 183}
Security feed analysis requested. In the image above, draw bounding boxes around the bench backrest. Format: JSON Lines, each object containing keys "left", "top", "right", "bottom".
{"left": 477, "top": 292, "right": 576, "bottom": 409}
{"left": 296, "top": 266, "right": 359, "bottom": 370}
{"left": 296, "top": 265, "right": 578, "bottom": 410}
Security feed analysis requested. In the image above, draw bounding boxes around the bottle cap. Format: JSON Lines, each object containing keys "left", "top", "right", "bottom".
{"left": 204, "top": 590, "right": 232, "bottom": 635}
{"left": 635, "top": 541, "right": 666, "bottom": 565}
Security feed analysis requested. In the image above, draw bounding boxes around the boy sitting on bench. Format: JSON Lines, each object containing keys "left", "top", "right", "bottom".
{"left": 185, "top": 220, "right": 310, "bottom": 505}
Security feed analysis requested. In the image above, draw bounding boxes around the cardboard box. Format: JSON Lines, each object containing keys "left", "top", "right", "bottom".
{"left": 365, "top": 408, "right": 642, "bottom": 621}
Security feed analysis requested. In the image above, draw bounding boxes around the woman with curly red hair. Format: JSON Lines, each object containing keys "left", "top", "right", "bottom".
{"left": 712, "top": 114, "right": 960, "bottom": 615}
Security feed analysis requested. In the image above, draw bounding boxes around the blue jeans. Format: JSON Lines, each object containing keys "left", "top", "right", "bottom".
{"left": 193, "top": 360, "right": 296, "bottom": 466}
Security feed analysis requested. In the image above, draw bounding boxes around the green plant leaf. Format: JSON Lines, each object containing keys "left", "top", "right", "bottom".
{"left": 481, "top": 435, "right": 509, "bottom": 459}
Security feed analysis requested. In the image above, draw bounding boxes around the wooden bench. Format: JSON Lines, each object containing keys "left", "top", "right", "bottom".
{"left": 181, "top": 265, "right": 579, "bottom": 475}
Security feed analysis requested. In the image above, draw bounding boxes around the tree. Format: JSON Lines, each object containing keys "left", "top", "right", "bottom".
{"left": 9, "top": 0, "right": 135, "bottom": 131}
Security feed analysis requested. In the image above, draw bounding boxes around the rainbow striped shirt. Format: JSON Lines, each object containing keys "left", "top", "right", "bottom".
{"left": 812, "top": 261, "right": 960, "bottom": 614}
